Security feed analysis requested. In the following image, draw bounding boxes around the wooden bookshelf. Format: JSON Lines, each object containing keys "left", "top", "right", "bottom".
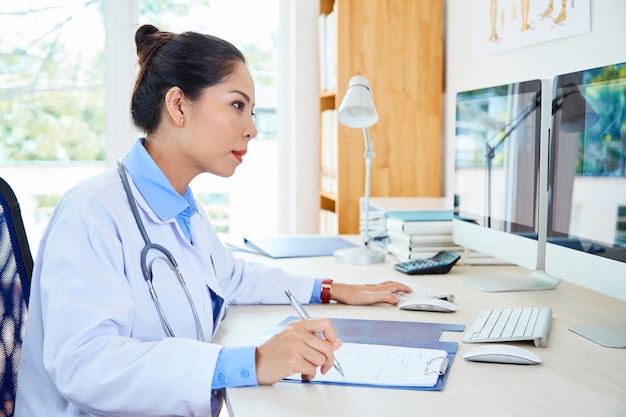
{"left": 318, "top": 0, "right": 443, "bottom": 234}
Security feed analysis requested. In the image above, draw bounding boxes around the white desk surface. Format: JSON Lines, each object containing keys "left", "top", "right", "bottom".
{"left": 214, "top": 250, "right": 626, "bottom": 417}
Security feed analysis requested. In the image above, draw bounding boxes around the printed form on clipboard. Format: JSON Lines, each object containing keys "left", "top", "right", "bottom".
{"left": 283, "top": 343, "right": 449, "bottom": 389}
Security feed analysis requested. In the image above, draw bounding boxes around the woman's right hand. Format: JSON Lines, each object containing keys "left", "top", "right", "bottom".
{"left": 254, "top": 318, "right": 342, "bottom": 385}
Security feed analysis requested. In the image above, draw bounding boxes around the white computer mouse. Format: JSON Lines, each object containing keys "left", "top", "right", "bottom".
{"left": 463, "top": 344, "right": 542, "bottom": 365}
{"left": 398, "top": 298, "right": 457, "bottom": 313}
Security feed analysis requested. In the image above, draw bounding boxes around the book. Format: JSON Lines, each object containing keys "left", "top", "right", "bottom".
{"left": 386, "top": 210, "right": 453, "bottom": 222}
{"left": 369, "top": 197, "right": 453, "bottom": 213}
{"left": 377, "top": 197, "right": 454, "bottom": 222}
{"left": 386, "top": 217, "right": 453, "bottom": 235}
{"left": 317, "top": 13, "right": 327, "bottom": 91}
{"left": 457, "top": 249, "right": 515, "bottom": 266}
{"left": 387, "top": 230, "right": 454, "bottom": 247}
{"left": 320, "top": 109, "right": 338, "bottom": 194}
{"left": 387, "top": 243, "right": 464, "bottom": 262}
{"left": 317, "top": 5, "right": 337, "bottom": 92}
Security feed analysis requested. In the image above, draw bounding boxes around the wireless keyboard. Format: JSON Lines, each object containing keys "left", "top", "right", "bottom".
{"left": 463, "top": 307, "right": 553, "bottom": 347}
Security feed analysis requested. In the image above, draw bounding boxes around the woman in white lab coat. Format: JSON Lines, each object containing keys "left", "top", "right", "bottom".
{"left": 14, "top": 25, "right": 410, "bottom": 417}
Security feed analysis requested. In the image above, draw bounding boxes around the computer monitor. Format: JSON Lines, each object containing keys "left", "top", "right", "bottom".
{"left": 453, "top": 79, "right": 560, "bottom": 292}
{"left": 547, "top": 62, "right": 626, "bottom": 348}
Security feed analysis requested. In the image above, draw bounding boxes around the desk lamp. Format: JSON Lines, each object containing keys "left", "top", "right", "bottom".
{"left": 333, "top": 75, "right": 386, "bottom": 264}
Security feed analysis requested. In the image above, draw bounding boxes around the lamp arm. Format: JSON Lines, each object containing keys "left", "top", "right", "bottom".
{"left": 484, "top": 95, "right": 538, "bottom": 228}
{"left": 362, "top": 127, "right": 375, "bottom": 246}
{"left": 485, "top": 97, "right": 538, "bottom": 160}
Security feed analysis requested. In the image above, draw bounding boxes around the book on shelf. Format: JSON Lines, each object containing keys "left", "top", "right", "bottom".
{"left": 317, "top": 12, "right": 327, "bottom": 91}
{"left": 317, "top": 5, "right": 337, "bottom": 92}
{"left": 319, "top": 209, "right": 338, "bottom": 235}
{"left": 320, "top": 109, "right": 338, "bottom": 194}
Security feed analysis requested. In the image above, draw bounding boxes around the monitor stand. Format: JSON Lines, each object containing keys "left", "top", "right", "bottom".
{"left": 569, "top": 324, "right": 626, "bottom": 348}
{"left": 464, "top": 269, "right": 561, "bottom": 292}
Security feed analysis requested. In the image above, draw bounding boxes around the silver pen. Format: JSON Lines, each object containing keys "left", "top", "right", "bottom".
{"left": 284, "top": 288, "right": 345, "bottom": 377}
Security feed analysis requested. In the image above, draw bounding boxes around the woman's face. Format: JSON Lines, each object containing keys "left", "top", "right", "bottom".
{"left": 180, "top": 61, "right": 257, "bottom": 178}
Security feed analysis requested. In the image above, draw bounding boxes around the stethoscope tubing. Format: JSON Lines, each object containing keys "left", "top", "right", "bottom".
{"left": 117, "top": 159, "right": 206, "bottom": 342}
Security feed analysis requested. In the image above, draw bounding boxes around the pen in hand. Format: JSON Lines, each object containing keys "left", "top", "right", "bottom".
{"left": 284, "top": 288, "right": 345, "bottom": 377}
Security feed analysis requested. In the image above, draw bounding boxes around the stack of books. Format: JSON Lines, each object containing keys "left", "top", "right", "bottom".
{"left": 366, "top": 197, "right": 512, "bottom": 264}
{"left": 385, "top": 211, "right": 463, "bottom": 262}
{"left": 363, "top": 197, "right": 458, "bottom": 262}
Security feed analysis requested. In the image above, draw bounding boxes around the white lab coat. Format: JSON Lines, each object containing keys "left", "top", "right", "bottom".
{"left": 15, "top": 168, "right": 316, "bottom": 417}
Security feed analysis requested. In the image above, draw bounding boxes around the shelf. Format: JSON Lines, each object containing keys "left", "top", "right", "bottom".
{"left": 320, "top": 192, "right": 337, "bottom": 213}
{"left": 320, "top": 93, "right": 335, "bottom": 112}
{"left": 317, "top": 0, "right": 443, "bottom": 234}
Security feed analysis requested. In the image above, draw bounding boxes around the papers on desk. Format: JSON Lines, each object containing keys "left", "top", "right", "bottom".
{"left": 284, "top": 342, "right": 449, "bottom": 388}
{"left": 263, "top": 316, "right": 464, "bottom": 391}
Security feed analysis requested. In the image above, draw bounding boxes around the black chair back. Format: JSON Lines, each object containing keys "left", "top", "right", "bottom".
{"left": 0, "top": 177, "right": 33, "bottom": 417}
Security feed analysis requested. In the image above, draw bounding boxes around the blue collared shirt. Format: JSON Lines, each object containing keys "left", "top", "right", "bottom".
{"left": 125, "top": 139, "right": 322, "bottom": 388}
{"left": 124, "top": 139, "right": 256, "bottom": 389}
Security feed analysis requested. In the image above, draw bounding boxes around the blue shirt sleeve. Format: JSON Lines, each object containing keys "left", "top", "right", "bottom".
{"left": 310, "top": 278, "right": 323, "bottom": 303}
{"left": 212, "top": 279, "right": 323, "bottom": 389}
{"left": 212, "top": 346, "right": 258, "bottom": 389}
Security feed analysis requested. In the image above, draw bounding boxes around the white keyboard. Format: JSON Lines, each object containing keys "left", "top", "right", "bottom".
{"left": 396, "top": 284, "right": 455, "bottom": 304}
{"left": 463, "top": 307, "right": 553, "bottom": 347}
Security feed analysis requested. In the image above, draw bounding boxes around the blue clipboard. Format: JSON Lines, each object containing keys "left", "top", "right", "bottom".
{"left": 262, "top": 316, "right": 465, "bottom": 391}
{"left": 242, "top": 235, "right": 357, "bottom": 258}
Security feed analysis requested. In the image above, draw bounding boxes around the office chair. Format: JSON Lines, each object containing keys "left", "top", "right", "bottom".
{"left": 0, "top": 177, "right": 33, "bottom": 417}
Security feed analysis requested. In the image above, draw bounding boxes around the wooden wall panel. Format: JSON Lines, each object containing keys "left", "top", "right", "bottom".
{"left": 323, "top": 0, "right": 443, "bottom": 233}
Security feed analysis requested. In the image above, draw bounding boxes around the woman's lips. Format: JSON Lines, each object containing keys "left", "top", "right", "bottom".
{"left": 232, "top": 149, "right": 247, "bottom": 163}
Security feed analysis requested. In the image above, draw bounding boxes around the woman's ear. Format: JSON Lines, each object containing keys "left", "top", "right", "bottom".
{"left": 164, "top": 86, "right": 186, "bottom": 127}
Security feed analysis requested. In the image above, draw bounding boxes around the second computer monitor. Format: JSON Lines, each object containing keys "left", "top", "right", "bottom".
{"left": 453, "top": 78, "right": 560, "bottom": 292}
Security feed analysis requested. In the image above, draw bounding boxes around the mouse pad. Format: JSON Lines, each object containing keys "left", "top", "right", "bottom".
{"left": 261, "top": 317, "right": 465, "bottom": 391}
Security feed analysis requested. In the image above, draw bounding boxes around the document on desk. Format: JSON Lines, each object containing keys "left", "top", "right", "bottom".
{"left": 283, "top": 342, "right": 449, "bottom": 389}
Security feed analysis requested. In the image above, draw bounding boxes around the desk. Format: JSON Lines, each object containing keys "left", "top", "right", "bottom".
{"left": 214, "top": 251, "right": 626, "bottom": 417}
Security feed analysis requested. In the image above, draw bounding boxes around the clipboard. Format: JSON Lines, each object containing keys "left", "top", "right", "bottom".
{"left": 242, "top": 235, "right": 357, "bottom": 258}
{"left": 261, "top": 317, "right": 465, "bottom": 391}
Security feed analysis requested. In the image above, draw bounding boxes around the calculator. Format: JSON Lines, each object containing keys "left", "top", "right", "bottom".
{"left": 393, "top": 251, "right": 461, "bottom": 275}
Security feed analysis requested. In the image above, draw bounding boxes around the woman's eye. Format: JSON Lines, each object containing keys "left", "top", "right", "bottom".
{"left": 233, "top": 101, "right": 244, "bottom": 111}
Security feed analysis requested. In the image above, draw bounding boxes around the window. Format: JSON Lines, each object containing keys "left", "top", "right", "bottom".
{"left": 1, "top": 0, "right": 280, "bottom": 251}
{"left": 140, "top": 0, "right": 279, "bottom": 238}
{"left": 0, "top": 0, "right": 106, "bottom": 250}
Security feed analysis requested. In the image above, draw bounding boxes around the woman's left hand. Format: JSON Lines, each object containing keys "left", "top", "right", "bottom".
{"left": 330, "top": 281, "right": 412, "bottom": 306}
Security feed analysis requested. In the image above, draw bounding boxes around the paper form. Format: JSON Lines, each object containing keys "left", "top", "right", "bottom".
{"left": 283, "top": 343, "right": 448, "bottom": 388}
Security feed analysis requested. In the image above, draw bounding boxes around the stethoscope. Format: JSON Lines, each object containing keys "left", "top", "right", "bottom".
{"left": 117, "top": 159, "right": 216, "bottom": 342}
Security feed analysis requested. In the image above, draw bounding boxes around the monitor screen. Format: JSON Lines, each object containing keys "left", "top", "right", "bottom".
{"left": 453, "top": 79, "right": 559, "bottom": 291}
{"left": 547, "top": 62, "right": 626, "bottom": 299}
{"left": 547, "top": 62, "right": 626, "bottom": 347}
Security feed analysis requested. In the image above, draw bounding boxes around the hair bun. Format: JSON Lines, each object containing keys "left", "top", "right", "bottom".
{"left": 135, "top": 24, "right": 161, "bottom": 55}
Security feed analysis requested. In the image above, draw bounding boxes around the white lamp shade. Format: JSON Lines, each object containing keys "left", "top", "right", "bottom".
{"left": 337, "top": 75, "right": 378, "bottom": 128}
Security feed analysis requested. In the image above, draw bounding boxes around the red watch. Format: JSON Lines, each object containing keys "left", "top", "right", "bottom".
{"left": 321, "top": 279, "right": 333, "bottom": 303}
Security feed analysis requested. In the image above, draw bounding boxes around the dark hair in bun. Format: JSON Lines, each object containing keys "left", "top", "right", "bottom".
{"left": 130, "top": 24, "right": 246, "bottom": 133}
